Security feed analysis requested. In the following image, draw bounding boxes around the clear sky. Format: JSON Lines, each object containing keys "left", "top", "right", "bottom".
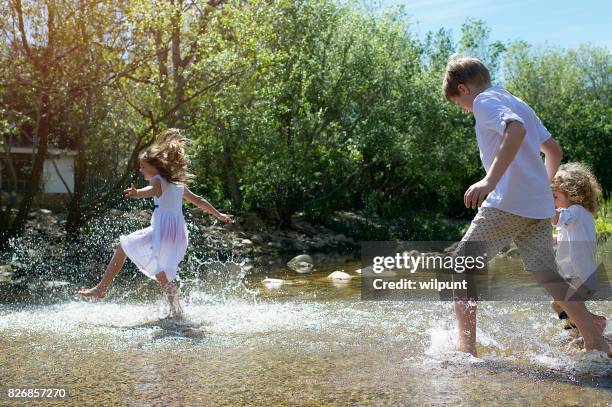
{"left": 378, "top": 0, "right": 611, "bottom": 49}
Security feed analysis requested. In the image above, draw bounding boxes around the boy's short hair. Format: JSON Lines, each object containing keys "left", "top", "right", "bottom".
{"left": 443, "top": 57, "right": 491, "bottom": 100}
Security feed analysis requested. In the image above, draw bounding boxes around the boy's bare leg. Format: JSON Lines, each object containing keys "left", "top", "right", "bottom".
{"left": 536, "top": 272, "right": 611, "bottom": 356}
{"left": 455, "top": 300, "right": 478, "bottom": 356}
{"left": 79, "top": 244, "right": 127, "bottom": 298}
{"left": 556, "top": 301, "right": 610, "bottom": 355}
{"left": 155, "top": 271, "right": 183, "bottom": 318}
{"left": 450, "top": 208, "right": 516, "bottom": 357}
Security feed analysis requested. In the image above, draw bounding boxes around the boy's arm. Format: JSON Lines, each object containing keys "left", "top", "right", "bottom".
{"left": 183, "top": 186, "right": 233, "bottom": 222}
{"left": 464, "top": 120, "right": 526, "bottom": 209}
{"left": 540, "top": 137, "right": 563, "bottom": 182}
{"left": 124, "top": 179, "right": 162, "bottom": 198}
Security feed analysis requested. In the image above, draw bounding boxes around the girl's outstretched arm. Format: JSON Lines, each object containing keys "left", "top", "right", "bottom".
{"left": 124, "top": 179, "right": 162, "bottom": 199}
{"left": 183, "top": 186, "right": 233, "bottom": 223}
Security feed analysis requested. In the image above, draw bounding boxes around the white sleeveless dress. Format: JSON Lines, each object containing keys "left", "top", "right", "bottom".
{"left": 119, "top": 174, "right": 188, "bottom": 282}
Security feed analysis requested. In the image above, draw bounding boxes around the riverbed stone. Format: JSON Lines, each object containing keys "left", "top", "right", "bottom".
{"left": 287, "top": 254, "right": 314, "bottom": 273}
{"left": 328, "top": 270, "right": 352, "bottom": 280}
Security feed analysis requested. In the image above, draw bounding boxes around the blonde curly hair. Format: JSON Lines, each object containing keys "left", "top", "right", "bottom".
{"left": 552, "top": 162, "right": 602, "bottom": 214}
{"left": 140, "top": 128, "right": 194, "bottom": 184}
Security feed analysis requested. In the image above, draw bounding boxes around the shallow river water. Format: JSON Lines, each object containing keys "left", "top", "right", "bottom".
{"left": 1, "top": 247, "right": 611, "bottom": 406}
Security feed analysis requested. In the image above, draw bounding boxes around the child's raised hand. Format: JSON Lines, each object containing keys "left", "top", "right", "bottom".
{"left": 217, "top": 213, "right": 234, "bottom": 223}
{"left": 124, "top": 182, "right": 138, "bottom": 198}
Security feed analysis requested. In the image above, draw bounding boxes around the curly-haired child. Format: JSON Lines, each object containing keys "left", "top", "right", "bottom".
{"left": 550, "top": 162, "right": 607, "bottom": 335}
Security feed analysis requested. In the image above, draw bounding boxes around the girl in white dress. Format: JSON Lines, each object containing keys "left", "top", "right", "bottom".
{"left": 79, "top": 129, "right": 233, "bottom": 316}
{"left": 550, "top": 162, "right": 606, "bottom": 334}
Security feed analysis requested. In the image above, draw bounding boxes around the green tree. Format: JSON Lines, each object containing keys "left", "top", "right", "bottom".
{"left": 504, "top": 42, "right": 612, "bottom": 194}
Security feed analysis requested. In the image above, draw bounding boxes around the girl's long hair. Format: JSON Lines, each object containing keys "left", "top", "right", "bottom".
{"left": 140, "top": 128, "right": 195, "bottom": 184}
{"left": 552, "top": 162, "right": 602, "bottom": 214}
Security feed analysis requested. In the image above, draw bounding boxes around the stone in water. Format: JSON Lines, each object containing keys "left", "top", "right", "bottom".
{"left": 328, "top": 271, "right": 352, "bottom": 280}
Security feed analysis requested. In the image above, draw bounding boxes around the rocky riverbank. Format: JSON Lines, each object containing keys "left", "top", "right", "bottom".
{"left": 0, "top": 208, "right": 368, "bottom": 277}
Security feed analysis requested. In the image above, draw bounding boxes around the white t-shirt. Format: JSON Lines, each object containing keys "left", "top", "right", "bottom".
{"left": 473, "top": 86, "right": 555, "bottom": 219}
{"left": 554, "top": 204, "right": 597, "bottom": 288}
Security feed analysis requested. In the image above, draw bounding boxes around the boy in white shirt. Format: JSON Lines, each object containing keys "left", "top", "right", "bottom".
{"left": 443, "top": 56, "right": 610, "bottom": 357}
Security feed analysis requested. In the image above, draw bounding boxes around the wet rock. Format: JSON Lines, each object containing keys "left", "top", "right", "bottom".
{"left": 287, "top": 254, "right": 314, "bottom": 273}
{"left": 328, "top": 270, "right": 352, "bottom": 280}
{"left": 262, "top": 277, "right": 285, "bottom": 289}
{"left": 293, "top": 261, "right": 313, "bottom": 273}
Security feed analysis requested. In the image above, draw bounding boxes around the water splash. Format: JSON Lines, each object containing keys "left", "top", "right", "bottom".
{"left": 1, "top": 215, "right": 611, "bottom": 402}
{"left": 1, "top": 208, "right": 252, "bottom": 304}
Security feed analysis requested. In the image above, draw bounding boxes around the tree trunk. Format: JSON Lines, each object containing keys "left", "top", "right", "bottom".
{"left": 2, "top": 135, "right": 19, "bottom": 192}
{"left": 221, "top": 137, "right": 242, "bottom": 210}
{"left": 7, "top": 0, "right": 55, "bottom": 239}
{"left": 66, "top": 123, "right": 87, "bottom": 237}
{"left": 9, "top": 92, "right": 51, "bottom": 237}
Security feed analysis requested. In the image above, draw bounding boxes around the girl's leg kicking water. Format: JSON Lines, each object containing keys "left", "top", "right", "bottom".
{"left": 79, "top": 243, "right": 127, "bottom": 298}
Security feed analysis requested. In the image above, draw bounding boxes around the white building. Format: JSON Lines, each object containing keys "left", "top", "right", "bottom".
{"left": 1, "top": 146, "right": 77, "bottom": 194}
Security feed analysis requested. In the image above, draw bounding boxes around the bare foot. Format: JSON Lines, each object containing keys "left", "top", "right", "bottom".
{"left": 584, "top": 337, "right": 612, "bottom": 358}
{"left": 78, "top": 285, "right": 107, "bottom": 299}
{"left": 455, "top": 346, "right": 477, "bottom": 357}
{"left": 163, "top": 284, "right": 183, "bottom": 319}
{"left": 455, "top": 341, "right": 477, "bottom": 357}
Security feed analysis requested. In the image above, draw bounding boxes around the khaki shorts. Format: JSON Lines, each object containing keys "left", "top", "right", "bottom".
{"left": 454, "top": 207, "right": 557, "bottom": 273}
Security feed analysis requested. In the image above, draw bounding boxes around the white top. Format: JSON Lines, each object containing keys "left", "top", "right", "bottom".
{"left": 473, "top": 86, "right": 555, "bottom": 219}
{"left": 554, "top": 204, "right": 597, "bottom": 286}
{"left": 119, "top": 174, "right": 188, "bottom": 282}
{"left": 152, "top": 174, "right": 184, "bottom": 215}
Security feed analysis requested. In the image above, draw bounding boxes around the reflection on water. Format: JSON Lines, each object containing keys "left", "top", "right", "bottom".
{"left": 1, "top": 250, "right": 611, "bottom": 405}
